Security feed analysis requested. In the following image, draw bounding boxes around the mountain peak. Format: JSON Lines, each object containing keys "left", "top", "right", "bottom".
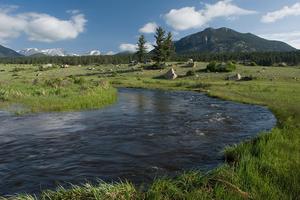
{"left": 175, "top": 27, "right": 296, "bottom": 53}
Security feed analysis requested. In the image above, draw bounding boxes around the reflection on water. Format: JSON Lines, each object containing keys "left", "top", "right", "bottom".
{"left": 0, "top": 88, "right": 276, "bottom": 195}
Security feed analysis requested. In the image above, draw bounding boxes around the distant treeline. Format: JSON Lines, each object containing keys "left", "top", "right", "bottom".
{"left": 0, "top": 55, "right": 134, "bottom": 65}
{"left": 174, "top": 51, "right": 300, "bottom": 66}
{"left": 0, "top": 51, "right": 300, "bottom": 66}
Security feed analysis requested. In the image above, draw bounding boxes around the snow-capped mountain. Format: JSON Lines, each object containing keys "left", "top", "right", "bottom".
{"left": 18, "top": 48, "right": 103, "bottom": 57}
{"left": 18, "top": 48, "right": 69, "bottom": 56}
{"left": 40, "top": 48, "right": 67, "bottom": 56}
{"left": 18, "top": 48, "right": 41, "bottom": 56}
{"left": 87, "top": 50, "right": 101, "bottom": 56}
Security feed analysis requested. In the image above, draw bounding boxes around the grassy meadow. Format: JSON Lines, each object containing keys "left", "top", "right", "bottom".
{"left": 0, "top": 65, "right": 117, "bottom": 113}
{"left": 0, "top": 62, "right": 299, "bottom": 199}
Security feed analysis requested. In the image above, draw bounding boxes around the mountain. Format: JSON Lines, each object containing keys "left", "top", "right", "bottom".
{"left": 18, "top": 48, "right": 102, "bottom": 57}
{"left": 0, "top": 45, "right": 22, "bottom": 57}
{"left": 115, "top": 51, "right": 134, "bottom": 56}
{"left": 18, "top": 48, "right": 68, "bottom": 56}
{"left": 40, "top": 48, "right": 67, "bottom": 56}
{"left": 174, "top": 27, "right": 297, "bottom": 54}
{"left": 18, "top": 48, "right": 40, "bottom": 56}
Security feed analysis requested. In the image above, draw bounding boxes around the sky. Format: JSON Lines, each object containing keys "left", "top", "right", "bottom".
{"left": 0, "top": 0, "right": 300, "bottom": 54}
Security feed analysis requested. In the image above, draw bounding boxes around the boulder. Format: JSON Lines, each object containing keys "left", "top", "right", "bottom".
{"left": 278, "top": 62, "right": 287, "bottom": 67}
{"left": 227, "top": 73, "right": 242, "bottom": 81}
{"left": 187, "top": 58, "right": 193, "bottom": 63}
{"left": 164, "top": 68, "right": 177, "bottom": 80}
{"left": 44, "top": 64, "right": 53, "bottom": 68}
{"left": 61, "top": 64, "right": 69, "bottom": 68}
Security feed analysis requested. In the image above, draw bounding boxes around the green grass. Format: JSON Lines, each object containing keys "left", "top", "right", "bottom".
{"left": 0, "top": 73, "right": 117, "bottom": 113}
{"left": 0, "top": 62, "right": 299, "bottom": 199}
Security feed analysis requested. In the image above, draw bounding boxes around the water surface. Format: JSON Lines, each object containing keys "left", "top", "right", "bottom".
{"left": 0, "top": 88, "right": 276, "bottom": 195}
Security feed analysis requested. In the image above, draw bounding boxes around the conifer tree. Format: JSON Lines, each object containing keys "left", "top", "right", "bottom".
{"left": 136, "top": 35, "right": 147, "bottom": 63}
{"left": 164, "top": 32, "right": 175, "bottom": 61}
{"left": 153, "top": 27, "right": 166, "bottom": 64}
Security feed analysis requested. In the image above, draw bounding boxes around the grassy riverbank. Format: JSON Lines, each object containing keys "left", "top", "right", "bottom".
{"left": 0, "top": 65, "right": 117, "bottom": 113}
{"left": 0, "top": 62, "right": 299, "bottom": 199}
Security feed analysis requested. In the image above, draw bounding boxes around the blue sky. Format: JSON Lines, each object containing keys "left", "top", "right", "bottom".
{"left": 0, "top": 0, "right": 300, "bottom": 54}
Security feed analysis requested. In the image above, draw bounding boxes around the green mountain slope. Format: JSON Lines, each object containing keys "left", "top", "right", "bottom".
{"left": 174, "top": 27, "right": 296, "bottom": 54}
{"left": 0, "top": 45, "right": 22, "bottom": 57}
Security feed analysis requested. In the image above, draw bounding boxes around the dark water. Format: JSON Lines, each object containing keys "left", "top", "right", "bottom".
{"left": 0, "top": 88, "right": 276, "bottom": 195}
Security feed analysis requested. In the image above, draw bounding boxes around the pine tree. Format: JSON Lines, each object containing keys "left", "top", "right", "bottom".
{"left": 164, "top": 32, "right": 175, "bottom": 61}
{"left": 136, "top": 35, "right": 147, "bottom": 63}
{"left": 153, "top": 27, "right": 166, "bottom": 64}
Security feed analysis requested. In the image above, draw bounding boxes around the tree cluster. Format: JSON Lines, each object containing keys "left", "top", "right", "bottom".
{"left": 136, "top": 27, "right": 175, "bottom": 65}
{"left": 0, "top": 55, "right": 134, "bottom": 65}
{"left": 174, "top": 51, "right": 300, "bottom": 66}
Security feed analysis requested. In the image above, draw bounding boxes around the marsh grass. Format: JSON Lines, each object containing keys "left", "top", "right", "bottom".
{"left": 0, "top": 77, "right": 117, "bottom": 113}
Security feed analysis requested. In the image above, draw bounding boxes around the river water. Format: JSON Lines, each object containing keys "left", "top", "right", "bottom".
{"left": 0, "top": 88, "right": 276, "bottom": 195}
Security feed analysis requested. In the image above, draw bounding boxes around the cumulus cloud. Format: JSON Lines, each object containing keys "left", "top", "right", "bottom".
{"left": 0, "top": 6, "right": 87, "bottom": 43}
{"left": 23, "top": 13, "right": 86, "bottom": 42}
{"left": 119, "top": 43, "right": 137, "bottom": 52}
{"left": 164, "top": 0, "right": 256, "bottom": 31}
{"left": 105, "top": 51, "right": 115, "bottom": 55}
{"left": 260, "top": 31, "right": 300, "bottom": 49}
{"left": 119, "top": 42, "right": 154, "bottom": 52}
{"left": 261, "top": 2, "right": 300, "bottom": 23}
{"left": 139, "top": 22, "right": 158, "bottom": 34}
{"left": 0, "top": 6, "right": 26, "bottom": 42}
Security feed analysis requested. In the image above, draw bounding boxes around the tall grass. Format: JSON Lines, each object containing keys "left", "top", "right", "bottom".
{"left": 0, "top": 78, "right": 117, "bottom": 113}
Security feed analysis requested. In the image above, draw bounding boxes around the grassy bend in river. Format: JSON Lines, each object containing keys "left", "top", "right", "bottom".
{"left": 0, "top": 62, "right": 300, "bottom": 199}
{"left": 0, "top": 75, "right": 117, "bottom": 113}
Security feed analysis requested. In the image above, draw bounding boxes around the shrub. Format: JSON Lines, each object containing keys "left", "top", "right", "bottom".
{"left": 44, "top": 78, "right": 63, "bottom": 88}
{"left": 11, "top": 67, "right": 26, "bottom": 72}
{"left": 144, "top": 63, "right": 167, "bottom": 70}
{"left": 206, "top": 61, "right": 236, "bottom": 72}
{"left": 73, "top": 77, "right": 86, "bottom": 85}
{"left": 186, "top": 70, "right": 196, "bottom": 76}
{"left": 249, "top": 62, "right": 258, "bottom": 66}
{"left": 206, "top": 61, "right": 218, "bottom": 72}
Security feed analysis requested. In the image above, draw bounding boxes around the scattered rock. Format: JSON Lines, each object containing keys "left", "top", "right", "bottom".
{"left": 44, "top": 64, "right": 53, "bottom": 68}
{"left": 164, "top": 68, "right": 177, "bottom": 80}
{"left": 278, "top": 62, "right": 287, "bottom": 67}
{"left": 61, "top": 64, "right": 69, "bottom": 68}
{"left": 185, "top": 59, "right": 195, "bottom": 67}
{"left": 227, "top": 73, "right": 242, "bottom": 81}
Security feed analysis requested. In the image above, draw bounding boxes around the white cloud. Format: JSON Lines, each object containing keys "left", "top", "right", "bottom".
{"left": 0, "top": 8, "right": 27, "bottom": 42}
{"left": 119, "top": 43, "right": 137, "bottom": 52}
{"left": 119, "top": 42, "right": 154, "bottom": 52}
{"left": 261, "top": 2, "right": 300, "bottom": 23}
{"left": 164, "top": 7, "right": 205, "bottom": 31}
{"left": 105, "top": 51, "right": 115, "bottom": 55}
{"left": 164, "top": 0, "right": 256, "bottom": 31}
{"left": 24, "top": 13, "right": 86, "bottom": 42}
{"left": 139, "top": 22, "right": 158, "bottom": 34}
{"left": 260, "top": 31, "right": 300, "bottom": 49}
{"left": 0, "top": 6, "right": 87, "bottom": 43}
